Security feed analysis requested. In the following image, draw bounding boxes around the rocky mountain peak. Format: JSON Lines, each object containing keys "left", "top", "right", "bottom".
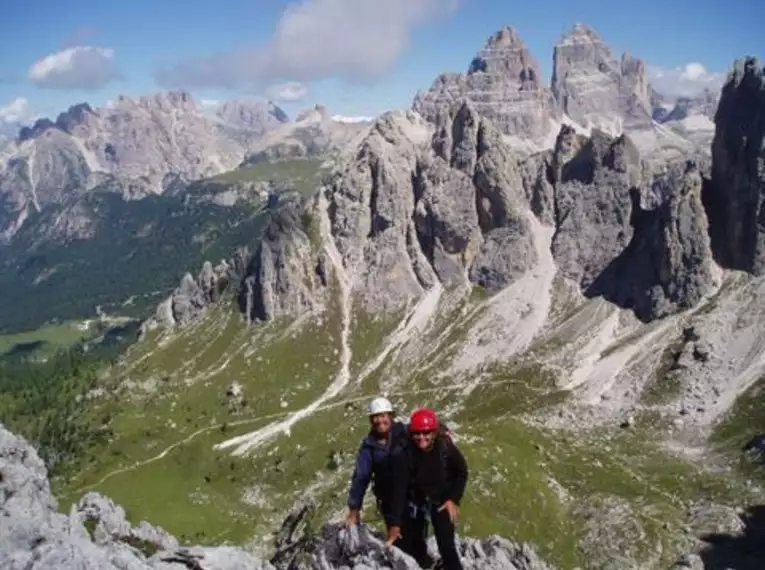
{"left": 467, "top": 26, "right": 531, "bottom": 74}
{"left": 295, "top": 104, "right": 330, "bottom": 123}
{"left": 17, "top": 117, "right": 57, "bottom": 142}
{"left": 559, "top": 22, "right": 602, "bottom": 46}
{"left": 54, "top": 102, "right": 97, "bottom": 132}
{"left": 215, "top": 98, "right": 290, "bottom": 132}
{"left": 0, "top": 90, "right": 294, "bottom": 239}
{"left": 551, "top": 23, "right": 652, "bottom": 132}
{"left": 414, "top": 27, "right": 558, "bottom": 145}
{"left": 135, "top": 90, "right": 198, "bottom": 113}
{"left": 16, "top": 103, "right": 98, "bottom": 142}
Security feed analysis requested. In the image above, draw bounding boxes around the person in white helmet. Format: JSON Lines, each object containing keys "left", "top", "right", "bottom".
{"left": 345, "top": 396, "right": 408, "bottom": 535}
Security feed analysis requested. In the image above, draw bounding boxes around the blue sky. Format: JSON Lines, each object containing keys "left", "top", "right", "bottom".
{"left": 0, "top": 0, "right": 763, "bottom": 126}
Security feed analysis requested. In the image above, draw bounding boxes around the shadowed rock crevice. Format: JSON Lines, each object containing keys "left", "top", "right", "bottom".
{"left": 536, "top": 120, "right": 720, "bottom": 322}
{"left": 549, "top": 127, "right": 639, "bottom": 290}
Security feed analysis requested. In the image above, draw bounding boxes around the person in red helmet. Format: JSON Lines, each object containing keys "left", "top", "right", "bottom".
{"left": 386, "top": 408, "right": 468, "bottom": 570}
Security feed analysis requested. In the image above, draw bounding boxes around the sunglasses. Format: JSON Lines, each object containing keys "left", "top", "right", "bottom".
{"left": 411, "top": 431, "right": 436, "bottom": 438}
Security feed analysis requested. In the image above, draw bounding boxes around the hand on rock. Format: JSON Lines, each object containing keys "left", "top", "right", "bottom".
{"left": 345, "top": 509, "right": 360, "bottom": 528}
{"left": 385, "top": 526, "right": 402, "bottom": 546}
{"left": 438, "top": 500, "right": 459, "bottom": 523}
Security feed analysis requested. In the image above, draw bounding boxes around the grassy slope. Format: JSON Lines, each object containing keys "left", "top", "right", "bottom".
{"left": 52, "top": 286, "right": 762, "bottom": 569}
{"left": 0, "top": 322, "right": 95, "bottom": 359}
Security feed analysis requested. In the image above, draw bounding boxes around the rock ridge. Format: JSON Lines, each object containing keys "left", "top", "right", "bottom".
{"left": 0, "top": 92, "right": 289, "bottom": 241}
{"left": 148, "top": 56, "right": 764, "bottom": 331}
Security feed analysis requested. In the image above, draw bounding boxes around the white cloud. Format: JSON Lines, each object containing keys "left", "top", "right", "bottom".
{"left": 0, "top": 97, "right": 35, "bottom": 124}
{"left": 199, "top": 99, "right": 221, "bottom": 108}
{"left": 29, "top": 46, "right": 121, "bottom": 90}
{"left": 648, "top": 62, "right": 726, "bottom": 98}
{"left": 265, "top": 81, "right": 309, "bottom": 102}
{"left": 155, "top": 0, "right": 458, "bottom": 88}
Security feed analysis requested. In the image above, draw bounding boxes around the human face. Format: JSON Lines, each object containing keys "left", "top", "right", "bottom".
{"left": 410, "top": 430, "right": 436, "bottom": 451}
{"left": 370, "top": 412, "right": 393, "bottom": 435}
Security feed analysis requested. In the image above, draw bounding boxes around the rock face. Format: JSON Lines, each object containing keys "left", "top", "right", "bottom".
{"left": 214, "top": 99, "right": 289, "bottom": 134}
{"left": 708, "top": 57, "right": 765, "bottom": 274}
{"left": 238, "top": 101, "right": 539, "bottom": 321}
{"left": 413, "top": 26, "right": 559, "bottom": 147}
{"left": 143, "top": 252, "right": 250, "bottom": 333}
{"left": 548, "top": 126, "right": 642, "bottom": 288}
{"left": 530, "top": 124, "right": 718, "bottom": 321}
{"left": 239, "top": 199, "right": 327, "bottom": 323}
{"left": 0, "top": 422, "right": 554, "bottom": 570}
{"left": 551, "top": 24, "right": 653, "bottom": 130}
{"left": 150, "top": 54, "right": 765, "bottom": 331}
{"left": 0, "top": 92, "right": 289, "bottom": 240}
{"left": 587, "top": 158, "right": 719, "bottom": 320}
{"left": 162, "top": 89, "right": 733, "bottom": 330}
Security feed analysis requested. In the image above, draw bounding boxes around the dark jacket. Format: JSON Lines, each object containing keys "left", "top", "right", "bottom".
{"left": 388, "top": 437, "right": 468, "bottom": 527}
{"left": 347, "top": 421, "right": 408, "bottom": 511}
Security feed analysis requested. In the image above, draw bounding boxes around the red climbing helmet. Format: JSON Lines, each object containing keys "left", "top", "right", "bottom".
{"left": 409, "top": 408, "right": 439, "bottom": 432}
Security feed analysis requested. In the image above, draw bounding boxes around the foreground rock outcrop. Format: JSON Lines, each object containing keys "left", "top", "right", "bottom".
{"left": 0, "top": 423, "right": 554, "bottom": 570}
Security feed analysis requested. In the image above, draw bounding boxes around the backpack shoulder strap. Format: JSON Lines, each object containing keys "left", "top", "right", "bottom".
{"left": 437, "top": 434, "right": 451, "bottom": 474}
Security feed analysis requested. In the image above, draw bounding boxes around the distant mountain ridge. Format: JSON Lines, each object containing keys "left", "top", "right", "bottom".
{"left": 413, "top": 23, "right": 719, "bottom": 158}
{"left": 0, "top": 92, "right": 289, "bottom": 242}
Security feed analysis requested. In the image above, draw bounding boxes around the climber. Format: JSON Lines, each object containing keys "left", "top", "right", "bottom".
{"left": 345, "top": 396, "right": 409, "bottom": 533}
{"left": 386, "top": 408, "right": 468, "bottom": 570}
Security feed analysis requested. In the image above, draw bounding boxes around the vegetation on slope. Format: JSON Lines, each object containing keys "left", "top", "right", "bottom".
{"left": 0, "top": 158, "right": 326, "bottom": 334}
{"left": 37, "top": 288, "right": 759, "bottom": 570}
{"left": 0, "top": 323, "right": 138, "bottom": 477}
{"left": 198, "top": 157, "right": 328, "bottom": 194}
{"left": 0, "top": 192, "right": 266, "bottom": 333}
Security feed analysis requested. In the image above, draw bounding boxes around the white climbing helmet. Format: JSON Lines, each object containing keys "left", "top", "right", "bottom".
{"left": 368, "top": 397, "right": 394, "bottom": 416}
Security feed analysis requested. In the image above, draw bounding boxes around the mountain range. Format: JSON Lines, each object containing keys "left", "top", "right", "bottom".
{"left": 0, "top": 24, "right": 715, "bottom": 246}
{"left": 413, "top": 24, "right": 717, "bottom": 157}
{"left": 1, "top": 21, "right": 764, "bottom": 570}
